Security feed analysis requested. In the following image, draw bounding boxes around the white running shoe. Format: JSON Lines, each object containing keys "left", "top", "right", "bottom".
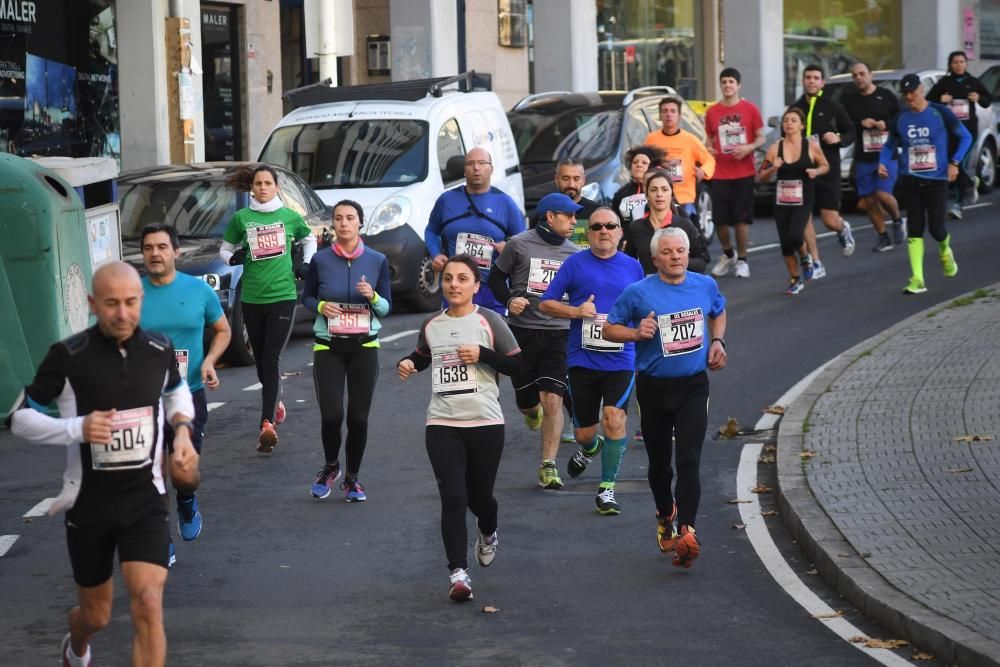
{"left": 734, "top": 260, "right": 750, "bottom": 278}
{"left": 812, "top": 260, "right": 827, "bottom": 279}
{"left": 449, "top": 568, "right": 473, "bottom": 601}
{"left": 475, "top": 532, "right": 498, "bottom": 567}
{"left": 710, "top": 254, "right": 737, "bottom": 277}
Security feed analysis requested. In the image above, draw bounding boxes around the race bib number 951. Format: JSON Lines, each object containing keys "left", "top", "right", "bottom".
{"left": 91, "top": 406, "right": 155, "bottom": 471}
{"left": 657, "top": 309, "right": 705, "bottom": 357}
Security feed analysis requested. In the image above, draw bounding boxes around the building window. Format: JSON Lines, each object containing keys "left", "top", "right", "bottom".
{"left": 498, "top": 0, "right": 527, "bottom": 47}
{"left": 367, "top": 35, "right": 390, "bottom": 76}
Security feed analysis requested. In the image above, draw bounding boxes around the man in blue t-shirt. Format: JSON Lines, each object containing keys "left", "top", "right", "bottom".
{"left": 539, "top": 207, "right": 644, "bottom": 515}
{"left": 604, "top": 226, "right": 727, "bottom": 569}
{"left": 880, "top": 73, "right": 972, "bottom": 295}
{"left": 140, "top": 224, "right": 231, "bottom": 556}
{"left": 424, "top": 147, "right": 525, "bottom": 314}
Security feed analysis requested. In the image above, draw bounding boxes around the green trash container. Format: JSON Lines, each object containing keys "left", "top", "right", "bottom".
{"left": 0, "top": 153, "right": 92, "bottom": 420}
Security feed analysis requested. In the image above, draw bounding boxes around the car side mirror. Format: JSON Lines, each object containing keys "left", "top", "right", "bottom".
{"left": 443, "top": 156, "right": 466, "bottom": 183}
{"left": 767, "top": 116, "right": 779, "bottom": 128}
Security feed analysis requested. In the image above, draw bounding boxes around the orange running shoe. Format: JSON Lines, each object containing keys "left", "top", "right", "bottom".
{"left": 257, "top": 419, "right": 278, "bottom": 453}
{"left": 656, "top": 503, "right": 678, "bottom": 552}
{"left": 275, "top": 400, "right": 287, "bottom": 425}
{"left": 672, "top": 524, "right": 701, "bottom": 568}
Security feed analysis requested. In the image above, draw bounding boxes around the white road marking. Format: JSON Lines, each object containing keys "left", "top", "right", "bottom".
{"left": 242, "top": 383, "right": 262, "bottom": 392}
{"left": 207, "top": 402, "right": 225, "bottom": 412}
{"left": 964, "top": 201, "right": 992, "bottom": 210}
{"left": 380, "top": 329, "right": 419, "bottom": 343}
{"left": 754, "top": 359, "right": 834, "bottom": 432}
{"left": 0, "top": 535, "right": 19, "bottom": 557}
{"left": 23, "top": 498, "right": 55, "bottom": 518}
{"left": 737, "top": 444, "right": 912, "bottom": 666}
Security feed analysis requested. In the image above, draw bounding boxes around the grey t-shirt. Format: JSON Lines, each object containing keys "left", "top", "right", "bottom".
{"left": 494, "top": 229, "right": 579, "bottom": 330}
{"left": 415, "top": 306, "right": 521, "bottom": 427}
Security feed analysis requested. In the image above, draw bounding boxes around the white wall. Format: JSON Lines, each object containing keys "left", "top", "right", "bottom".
{"left": 903, "top": 0, "right": 962, "bottom": 70}
{"left": 389, "top": 0, "right": 458, "bottom": 80}
{"left": 723, "top": 0, "right": 785, "bottom": 121}
{"left": 532, "top": 0, "right": 598, "bottom": 92}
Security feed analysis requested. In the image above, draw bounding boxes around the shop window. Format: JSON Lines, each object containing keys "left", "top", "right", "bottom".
{"left": 367, "top": 35, "right": 391, "bottom": 76}
{"left": 498, "top": 0, "right": 528, "bottom": 48}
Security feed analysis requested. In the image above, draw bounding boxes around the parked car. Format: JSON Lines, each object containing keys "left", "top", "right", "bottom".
{"left": 259, "top": 72, "right": 524, "bottom": 312}
{"left": 118, "top": 162, "right": 331, "bottom": 366}
{"left": 755, "top": 69, "right": 997, "bottom": 207}
{"left": 507, "top": 87, "right": 714, "bottom": 242}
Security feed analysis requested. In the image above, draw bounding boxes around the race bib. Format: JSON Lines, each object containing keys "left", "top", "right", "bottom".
{"left": 619, "top": 193, "right": 647, "bottom": 222}
{"left": 664, "top": 159, "right": 684, "bottom": 183}
{"left": 657, "top": 309, "right": 704, "bottom": 357}
{"left": 950, "top": 99, "right": 970, "bottom": 121}
{"left": 175, "top": 349, "right": 189, "bottom": 381}
{"left": 455, "top": 233, "right": 495, "bottom": 268}
{"left": 582, "top": 314, "right": 624, "bottom": 352}
{"left": 527, "top": 257, "right": 563, "bottom": 296}
{"left": 720, "top": 125, "right": 747, "bottom": 153}
{"left": 91, "top": 406, "right": 155, "bottom": 471}
{"left": 862, "top": 128, "right": 888, "bottom": 153}
{"left": 908, "top": 145, "right": 937, "bottom": 172}
{"left": 247, "top": 223, "right": 287, "bottom": 261}
{"left": 327, "top": 303, "right": 371, "bottom": 335}
{"left": 431, "top": 350, "right": 478, "bottom": 395}
{"left": 776, "top": 179, "right": 804, "bottom": 206}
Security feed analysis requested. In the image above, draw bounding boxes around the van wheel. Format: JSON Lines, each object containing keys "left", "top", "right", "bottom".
{"left": 697, "top": 185, "right": 715, "bottom": 246}
{"left": 407, "top": 251, "right": 442, "bottom": 312}
{"left": 222, "top": 287, "right": 255, "bottom": 366}
{"left": 978, "top": 139, "right": 996, "bottom": 193}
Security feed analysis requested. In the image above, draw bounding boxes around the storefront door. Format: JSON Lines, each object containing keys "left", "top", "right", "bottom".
{"left": 201, "top": 4, "right": 243, "bottom": 161}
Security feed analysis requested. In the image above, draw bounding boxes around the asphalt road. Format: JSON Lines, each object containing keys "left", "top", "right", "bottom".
{"left": 2, "top": 198, "right": 996, "bottom": 666}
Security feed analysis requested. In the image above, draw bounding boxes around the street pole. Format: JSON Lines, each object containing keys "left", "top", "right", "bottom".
{"left": 317, "top": 0, "right": 338, "bottom": 86}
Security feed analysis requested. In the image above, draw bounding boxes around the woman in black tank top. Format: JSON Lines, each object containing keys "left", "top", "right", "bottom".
{"left": 759, "top": 108, "right": 830, "bottom": 294}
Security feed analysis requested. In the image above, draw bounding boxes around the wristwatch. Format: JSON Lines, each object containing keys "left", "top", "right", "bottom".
{"left": 711, "top": 337, "right": 726, "bottom": 350}
{"left": 950, "top": 160, "right": 960, "bottom": 167}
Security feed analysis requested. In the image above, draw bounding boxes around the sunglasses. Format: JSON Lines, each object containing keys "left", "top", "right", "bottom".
{"left": 589, "top": 223, "right": 620, "bottom": 231}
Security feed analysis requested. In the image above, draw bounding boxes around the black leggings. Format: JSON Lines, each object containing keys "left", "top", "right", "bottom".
{"left": 313, "top": 345, "right": 379, "bottom": 475}
{"left": 636, "top": 372, "right": 710, "bottom": 527}
{"left": 901, "top": 176, "right": 949, "bottom": 242}
{"left": 425, "top": 425, "right": 504, "bottom": 571}
{"left": 242, "top": 300, "right": 297, "bottom": 425}
{"left": 773, "top": 200, "right": 812, "bottom": 257}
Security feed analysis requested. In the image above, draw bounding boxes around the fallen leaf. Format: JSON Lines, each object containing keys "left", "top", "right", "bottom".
{"left": 806, "top": 568, "right": 819, "bottom": 575}
{"left": 282, "top": 371, "right": 302, "bottom": 377}
{"left": 727, "top": 498, "right": 751, "bottom": 504}
{"left": 953, "top": 434, "right": 993, "bottom": 442}
{"left": 911, "top": 650, "right": 935, "bottom": 660}
{"left": 949, "top": 466, "right": 974, "bottom": 473}
{"left": 718, "top": 417, "right": 740, "bottom": 438}
{"left": 799, "top": 450, "right": 817, "bottom": 460}
{"left": 764, "top": 444, "right": 777, "bottom": 453}
{"left": 481, "top": 605, "right": 499, "bottom": 614}
{"left": 758, "top": 454, "right": 776, "bottom": 464}
{"left": 763, "top": 405, "right": 786, "bottom": 415}
{"left": 22, "top": 518, "right": 33, "bottom": 524}
{"left": 849, "top": 636, "right": 868, "bottom": 643}
{"left": 731, "top": 523, "right": 745, "bottom": 530}
{"left": 751, "top": 484, "right": 772, "bottom": 494}
{"left": 864, "top": 638, "right": 909, "bottom": 649}
{"left": 761, "top": 510, "right": 778, "bottom": 517}
{"left": 812, "top": 610, "right": 844, "bottom": 619}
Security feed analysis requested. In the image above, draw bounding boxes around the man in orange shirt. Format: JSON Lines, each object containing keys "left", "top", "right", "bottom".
{"left": 644, "top": 96, "right": 716, "bottom": 225}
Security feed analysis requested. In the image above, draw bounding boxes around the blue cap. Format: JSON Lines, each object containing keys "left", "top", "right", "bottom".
{"left": 537, "top": 192, "right": 584, "bottom": 217}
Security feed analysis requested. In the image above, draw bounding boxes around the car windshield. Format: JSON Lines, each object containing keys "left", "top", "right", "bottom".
{"left": 509, "top": 109, "right": 623, "bottom": 164}
{"left": 119, "top": 177, "right": 236, "bottom": 239}
{"left": 824, "top": 79, "right": 903, "bottom": 104}
{"left": 259, "top": 119, "right": 430, "bottom": 189}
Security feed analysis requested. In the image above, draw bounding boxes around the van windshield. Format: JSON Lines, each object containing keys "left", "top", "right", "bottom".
{"left": 259, "top": 120, "right": 430, "bottom": 189}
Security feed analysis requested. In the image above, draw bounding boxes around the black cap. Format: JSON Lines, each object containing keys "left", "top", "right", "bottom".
{"left": 900, "top": 74, "right": 921, "bottom": 93}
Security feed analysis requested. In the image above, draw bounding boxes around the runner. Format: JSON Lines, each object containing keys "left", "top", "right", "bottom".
{"left": 538, "top": 207, "right": 644, "bottom": 514}
{"left": 881, "top": 74, "right": 971, "bottom": 294}
{"left": 140, "top": 223, "right": 231, "bottom": 559}
{"left": 424, "top": 147, "right": 526, "bottom": 314}
{"left": 793, "top": 65, "right": 857, "bottom": 276}
{"left": 487, "top": 192, "right": 579, "bottom": 489}
{"left": 603, "top": 228, "right": 727, "bottom": 569}
{"left": 623, "top": 169, "right": 709, "bottom": 275}
{"left": 550, "top": 158, "right": 601, "bottom": 246}
{"left": 758, "top": 108, "right": 831, "bottom": 294}
{"left": 842, "top": 62, "right": 905, "bottom": 251}
{"left": 704, "top": 67, "right": 766, "bottom": 279}
{"left": 397, "top": 255, "right": 523, "bottom": 601}
{"left": 219, "top": 164, "right": 317, "bottom": 453}
{"left": 7, "top": 261, "right": 199, "bottom": 667}
{"left": 928, "top": 51, "right": 992, "bottom": 219}
{"left": 611, "top": 145, "right": 664, "bottom": 236}
{"left": 302, "top": 200, "right": 392, "bottom": 502}
{"left": 643, "top": 95, "right": 716, "bottom": 226}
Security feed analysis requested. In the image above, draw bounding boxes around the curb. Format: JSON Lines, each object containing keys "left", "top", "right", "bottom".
{"left": 776, "top": 284, "right": 1000, "bottom": 667}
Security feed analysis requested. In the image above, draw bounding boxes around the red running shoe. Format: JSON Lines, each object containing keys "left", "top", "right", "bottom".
{"left": 257, "top": 420, "right": 278, "bottom": 453}
{"left": 275, "top": 401, "right": 286, "bottom": 425}
{"left": 672, "top": 524, "right": 701, "bottom": 568}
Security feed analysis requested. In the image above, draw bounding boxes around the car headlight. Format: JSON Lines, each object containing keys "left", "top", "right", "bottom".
{"left": 200, "top": 273, "right": 221, "bottom": 290}
{"left": 367, "top": 197, "right": 412, "bottom": 236}
{"left": 581, "top": 182, "right": 601, "bottom": 201}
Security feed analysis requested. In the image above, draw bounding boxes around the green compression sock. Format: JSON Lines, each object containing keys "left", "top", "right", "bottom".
{"left": 907, "top": 237, "right": 925, "bottom": 284}
{"left": 938, "top": 234, "right": 951, "bottom": 252}
{"left": 600, "top": 436, "right": 627, "bottom": 484}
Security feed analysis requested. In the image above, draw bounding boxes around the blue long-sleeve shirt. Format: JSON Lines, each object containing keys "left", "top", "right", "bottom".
{"left": 881, "top": 102, "right": 972, "bottom": 180}
{"left": 424, "top": 187, "right": 525, "bottom": 276}
{"left": 303, "top": 245, "right": 391, "bottom": 345}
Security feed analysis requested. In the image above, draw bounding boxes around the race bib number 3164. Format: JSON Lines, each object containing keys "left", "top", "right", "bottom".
{"left": 657, "top": 309, "right": 705, "bottom": 357}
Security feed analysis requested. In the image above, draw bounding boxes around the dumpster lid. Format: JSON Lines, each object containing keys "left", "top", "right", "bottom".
{"left": 29, "top": 157, "right": 119, "bottom": 187}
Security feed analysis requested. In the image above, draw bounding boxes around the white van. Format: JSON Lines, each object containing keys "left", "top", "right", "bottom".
{"left": 258, "top": 73, "right": 525, "bottom": 310}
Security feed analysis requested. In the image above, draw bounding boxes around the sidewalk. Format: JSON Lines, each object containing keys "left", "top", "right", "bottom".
{"left": 777, "top": 284, "right": 1000, "bottom": 667}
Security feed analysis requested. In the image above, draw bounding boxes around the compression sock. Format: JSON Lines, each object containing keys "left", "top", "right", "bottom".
{"left": 907, "top": 237, "right": 925, "bottom": 284}
{"left": 582, "top": 435, "right": 602, "bottom": 456}
{"left": 937, "top": 234, "right": 952, "bottom": 253}
{"left": 600, "top": 436, "right": 628, "bottom": 484}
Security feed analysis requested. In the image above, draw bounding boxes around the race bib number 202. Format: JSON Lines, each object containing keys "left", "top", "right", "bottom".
{"left": 657, "top": 309, "right": 705, "bottom": 357}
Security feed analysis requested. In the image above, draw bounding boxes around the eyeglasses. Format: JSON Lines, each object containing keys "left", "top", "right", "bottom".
{"left": 589, "top": 223, "right": 620, "bottom": 231}
{"left": 464, "top": 160, "right": 492, "bottom": 167}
